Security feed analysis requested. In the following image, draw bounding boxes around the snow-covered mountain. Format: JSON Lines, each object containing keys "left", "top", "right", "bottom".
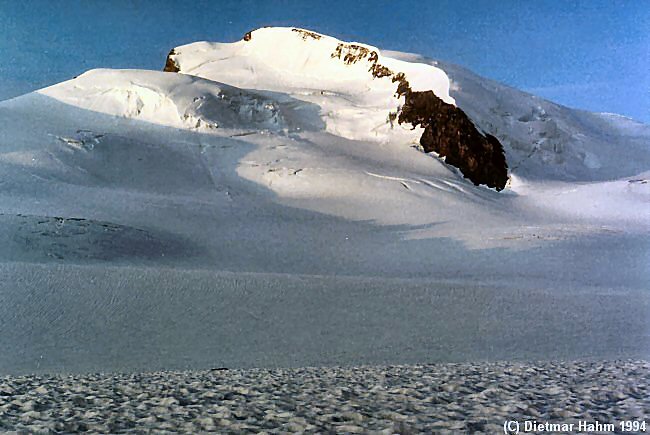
{"left": 1, "top": 27, "right": 649, "bottom": 373}
{"left": 165, "top": 27, "right": 508, "bottom": 190}
{"left": 2, "top": 25, "right": 648, "bottom": 262}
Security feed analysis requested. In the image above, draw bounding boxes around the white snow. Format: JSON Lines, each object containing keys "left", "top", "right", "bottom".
{"left": 39, "top": 69, "right": 287, "bottom": 132}
{"left": 0, "top": 27, "right": 648, "bottom": 373}
{"left": 168, "top": 27, "right": 453, "bottom": 143}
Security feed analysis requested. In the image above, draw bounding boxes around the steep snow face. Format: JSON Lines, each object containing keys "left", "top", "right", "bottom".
{"left": 383, "top": 50, "right": 650, "bottom": 183}
{"left": 39, "top": 69, "right": 289, "bottom": 132}
{"left": 166, "top": 27, "right": 454, "bottom": 143}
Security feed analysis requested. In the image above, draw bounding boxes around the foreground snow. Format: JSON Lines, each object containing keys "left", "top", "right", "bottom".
{"left": 1, "top": 262, "right": 648, "bottom": 374}
{"left": 0, "top": 27, "right": 648, "bottom": 373}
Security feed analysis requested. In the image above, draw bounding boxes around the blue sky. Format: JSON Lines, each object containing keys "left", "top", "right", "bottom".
{"left": 1, "top": 0, "right": 648, "bottom": 122}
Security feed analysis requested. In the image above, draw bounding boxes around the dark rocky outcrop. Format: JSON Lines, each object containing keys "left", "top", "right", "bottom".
{"left": 163, "top": 49, "right": 180, "bottom": 73}
{"left": 291, "top": 28, "right": 322, "bottom": 40}
{"left": 395, "top": 76, "right": 509, "bottom": 190}
{"left": 330, "top": 41, "right": 509, "bottom": 190}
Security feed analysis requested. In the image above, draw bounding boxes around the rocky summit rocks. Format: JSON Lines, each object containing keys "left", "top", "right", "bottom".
{"left": 396, "top": 78, "right": 509, "bottom": 191}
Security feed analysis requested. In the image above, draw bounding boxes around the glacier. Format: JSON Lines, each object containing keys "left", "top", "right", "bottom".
{"left": 0, "top": 27, "right": 648, "bottom": 374}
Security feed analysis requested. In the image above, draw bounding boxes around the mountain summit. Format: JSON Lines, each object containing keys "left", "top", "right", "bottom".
{"left": 165, "top": 27, "right": 509, "bottom": 190}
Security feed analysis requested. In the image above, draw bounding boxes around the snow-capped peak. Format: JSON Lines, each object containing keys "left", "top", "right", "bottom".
{"left": 165, "top": 27, "right": 454, "bottom": 143}
{"left": 168, "top": 27, "right": 454, "bottom": 101}
{"left": 162, "top": 27, "right": 509, "bottom": 190}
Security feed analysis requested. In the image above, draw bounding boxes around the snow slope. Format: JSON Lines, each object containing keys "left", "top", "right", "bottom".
{"left": 0, "top": 27, "right": 648, "bottom": 373}
{"left": 40, "top": 69, "right": 293, "bottom": 133}
{"left": 387, "top": 52, "right": 650, "bottom": 183}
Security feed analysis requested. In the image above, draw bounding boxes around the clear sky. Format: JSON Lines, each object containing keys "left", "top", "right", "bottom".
{"left": 1, "top": 0, "right": 648, "bottom": 122}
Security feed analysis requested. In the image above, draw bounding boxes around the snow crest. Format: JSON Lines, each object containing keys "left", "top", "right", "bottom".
{"left": 38, "top": 69, "right": 287, "bottom": 132}
{"left": 166, "top": 27, "right": 455, "bottom": 142}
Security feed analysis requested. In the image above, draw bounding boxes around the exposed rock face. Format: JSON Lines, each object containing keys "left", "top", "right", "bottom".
{"left": 328, "top": 41, "right": 509, "bottom": 190}
{"left": 395, "top": 80, "right": 509, "bottom": 191}
{"left": 163, "top": 49, "right": 180, "bottom": 73}
{"left": 291, "top": 28, "right": 322, "bottom": 40}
